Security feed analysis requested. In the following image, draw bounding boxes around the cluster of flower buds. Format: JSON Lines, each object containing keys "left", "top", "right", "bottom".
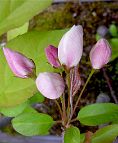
{"left": 3, "top": 25, "right": 112, "bottom": 100}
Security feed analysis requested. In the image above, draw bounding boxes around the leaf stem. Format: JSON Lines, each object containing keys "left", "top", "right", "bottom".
{"left": 70, "top": 118, "right": 78, "bottom": 123}
{"left": 54, "top": 99, "right": 63, "bottom": 119}
{"left": 103, "top": 68, "right": 118, "bottom": 104}
{"left": 70, "top": 87, "right": 73, "bottom": 119}
{"left": 68, "top": 69, "right": 95, "bottom": 124}
{"left": 60, "top": 94, "right": 67, "bottom": 126}
{"left": 66, "top": 72, "right": 71, "bottom": 119}
{"left": 55, "top": 120, "right": 62, "bottom": 124}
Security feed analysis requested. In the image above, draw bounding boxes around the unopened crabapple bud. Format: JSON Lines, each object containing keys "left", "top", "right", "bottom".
{"left": 45, "top": 45, "right": 60, "bottom": 68}
{"left": 90, "top": 39, "right": 112, "bottom": 69}
{"left": 58, "top": 25, "right": 83, "bottom": 69}
{"left": 36, "top": 72, "right": 65, "bottom": 99}
{"left": 3, "top": 48, "right": 36, "bottom": 78}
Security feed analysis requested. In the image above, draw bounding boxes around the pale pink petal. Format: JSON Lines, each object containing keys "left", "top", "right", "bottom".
{"left": 58, "top": 25, "right": 83, "bottom": 68}
{"left": 45, "top": 45, "right": 60, "bottom": 68}
{"left": 90, "top": 39, "right": 112, "bottom": 69}
{"left": 36, "top": 72, "right": 65, "bottom": 99}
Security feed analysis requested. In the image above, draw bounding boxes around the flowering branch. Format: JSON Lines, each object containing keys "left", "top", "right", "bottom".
{"left": 2, "top": 24, "right": 112, "bottom": 142}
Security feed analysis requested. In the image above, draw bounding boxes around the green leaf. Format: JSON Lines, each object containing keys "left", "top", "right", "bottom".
{"left": 0, "top": 101, "right": 28, "bottom": 117}
{"left": 64, "top": 126, "right": 80, "bottom": 143}
{"left": 109, "top": 24, "right": 118, "bottom": 37}
{"left": 92, "top": 124, "right": 118, "bottom": 143}
{"left": 112, "top": 120, "right": 118, "bottom": 124}
{"left": 0, "top": 0, "right": 10, "bottom": 22}
{"left": 95, "top": 34, "right": 101, "bottom": 41}
{"left": 0, "top": 29, "right": 67, "bottom": 107}
{"left": 12, "top": 112, "right": 54, "bottom": 136}
{"left": 110, "top": 38, "right": 118, "bottom": 61}
{"left": 77, "top": 103, "right": 118, "bottom": 126}
{"left": 22, "top": 106, "right": 38, "bottom": 114}
{"left": 0, "top": 0, "right": 52, "bottom": 36}
{"left": 0, "top": 45, "right": 2, "bottom": 49}
{"left": 29, "top": 92, "right": 45, "bottom": 104}
{"left": 7, "top": 22, "right": 29, "bottom": 41}
{"left": 80, "top": 134, "right": 85, "bottom": 143}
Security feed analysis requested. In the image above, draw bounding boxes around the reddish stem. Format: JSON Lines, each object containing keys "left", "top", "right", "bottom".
{"left": 103, "top": 68, "right": 118, "bottom": 104}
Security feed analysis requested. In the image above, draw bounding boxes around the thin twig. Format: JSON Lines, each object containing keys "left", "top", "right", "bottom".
{"left": 63, "top": 93, "right": 66, "bottom": 121}
{"left": 67, "top": 72, "right": 71, "bottom": 119}
{"left": 54, "top": 100, "right": 63, "bottom": 119}
{"left": 103, "top": 68, "right": 118, "bottom": 104}
{"left": 55, "top": 120, "right": 62, "bottom": 124}
{"left": 70, "top": 118, "right": 78, "bottom": 123}
{"left": 60, "top": 94, "right": 67, "bottom": 126}
{"left": 70, "top": 70, "right": 74, "bottom": 119}
{"left": 70, "top": 88, "right": 73, "bottom": 119}
{"left": 67, "top": 69, "right": 95, "bottom": 125}
{"left": 73, "top": 69, "right": 95, "bottom": 115}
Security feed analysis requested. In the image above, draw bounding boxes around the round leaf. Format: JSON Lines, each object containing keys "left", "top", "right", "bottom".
{"left": 78, "top": 103, "right": 118, "bottom": 126}
{"left": 0, "top": 101, "right": 28, "bottom": 117}
{"left": 95, "top": 34, "right": 101, "bottom": 41}
{"left": 92, "top": 124, "right": 118, "bottom": 143}
{"left": 110, "top": 38, "right": 118, "bottom": 61}
{"left": 29, "top": 92, "right": 45, "bottom": 104}
{"left": 64, "top": 126, "right": 80, "bottom": 143}
{"left": 22, "top": 106, "right": 38, "bottom": 114}
{"left": 80, "top": 134, "right": 85, "bottom": 143}
{"left": 109, "top": 24, "right": 118, "bottom": 37}
{"left": 12, "top": 112, "right": 54, "bottom": 136}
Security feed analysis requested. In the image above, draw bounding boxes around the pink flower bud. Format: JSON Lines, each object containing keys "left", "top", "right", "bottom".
{"left": 58, "top": 25, "right": 83, "bottom": 68}
{"left": 45, "top": 45, "right": 60, "bottom": 68}
{"left": 90, "top": 39, "right": 112, "bottom": 69}
{"left": 36, "top": 72, "right": 65, "bottom": 99}
{"left": 3, "top": 48, "right": 36, "bottom": 78}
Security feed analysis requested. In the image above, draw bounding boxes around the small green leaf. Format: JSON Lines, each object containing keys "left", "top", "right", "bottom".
{"left": 110, "top": 38, "right": 118, "bottom": 61}
{"left": 29, "top": 92, "right": 45, "bottom": 104}
{"left": 7, "top": 22, "right": 29, "bottom": 41}
{"left": 80, "top": 134, "right": 85, "bottom": 143}
{"left": 95, "top": 34, "right": 101, "bottom": 41}
{"left": 112, "top": 120, "right": 118, "bottom": 124}
{"left": 64, "top": 126, "right": 80, "bottom": 143}
{"left": 109, "top": 24, "right": 118, "bottom": 37}
{"left": 12, "top": 112, "right": 54, "bottom": 136}
{"left": 22, "top": 106, "right": 38, "bottom": 114}
{"left": 92, "top": 124, "right": 118, "bottom": 143}
{"left": 77, "top": 103, "right": 118, "bottom": 126}
{"left": 0, "top": 101, "right": 28, "bottom": 117}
